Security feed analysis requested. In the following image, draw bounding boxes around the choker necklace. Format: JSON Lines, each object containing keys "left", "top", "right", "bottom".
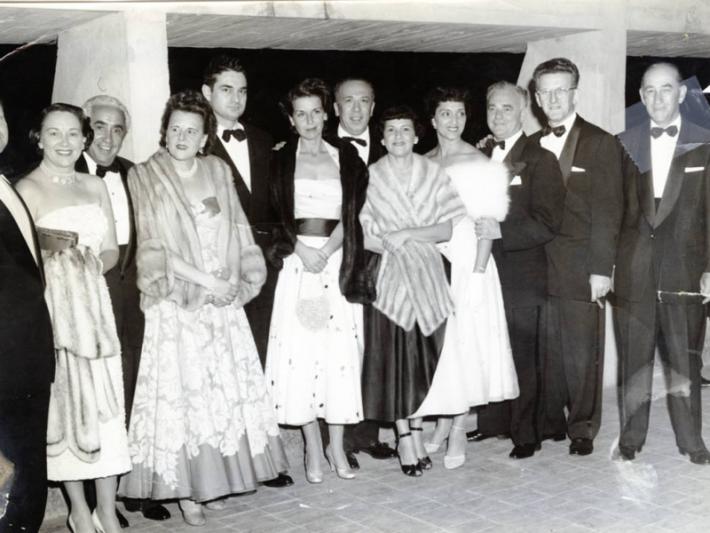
{"left": 40, "top": 162, "right": 78, "bottom": 185}
{"left": 175, "top": 159, "right": 198, "bottom": 179}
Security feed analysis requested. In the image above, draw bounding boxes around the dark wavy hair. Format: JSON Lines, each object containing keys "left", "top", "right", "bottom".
{"left": 202, "top": 54, "right": 247, "bottom": 89}
{"left": 378, "top": 105, "right": 424, "bottom": 138}
{"left": 281, "top": 78, "right": 332, "bottom": 118}
{"left": 425, "top": 86, "right": 471, "bottom": 119}
{"left": 29, "top": 102, "right": 93, "bottom": 153}
{"left": 159, "top": 90, "right": 217, "bottom": 155}
{"left": 532, "top": 57, "right": 580, "bottom": 88}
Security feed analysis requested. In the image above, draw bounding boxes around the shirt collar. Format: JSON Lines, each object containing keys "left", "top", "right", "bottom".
{"left": 83, "top": 152, "right": 97, "bottom": 174}
{"left": 337, "top": 124, "right": 369, "bottom": 143}
{"left": 650, "top": 114, "right": 682, "bottom": 135}
{"left": 217, "top": 121, "right": 245, "bottom": 135}
{"left": 500, "top": 128, "right": 524, "bottom": 147}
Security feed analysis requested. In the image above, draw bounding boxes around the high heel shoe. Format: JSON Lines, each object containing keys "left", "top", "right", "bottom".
{"left": 67, "top": 515, "right": 76, "bottom": 533}
{"left": 397, "top": 432, "right": 423, "bottom": 477}
{"left": 444, "top": 424, "right": 467, "bottom": 470}
{"left": 179, "top": 499, "right": 207, "bottom": 527}
{"left": 304, "top": 453, "right": 323, "bottom": 484}
{"left": 325, "top": 445, "right": 356, "bottom": 480}
{"left": 424, "top": 438, "right": 447, "bottom": 454}
{"left": 410, "top": 427, "right": 432, "bottom": 470}
{"left": 91, "top": 510, "right": 106, "bottom": 533}
{"left": 204, "top": 498, "right": 227, "bottom": 511}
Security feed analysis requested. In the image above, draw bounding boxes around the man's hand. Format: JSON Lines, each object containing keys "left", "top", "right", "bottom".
{"left": 700, "top": 272, "right": 710, "bottom": 304}
{"left": 589, "top": 274, "right": 611, "bottom": 308}
{"left": 474, "top": 218, "right": 501, "bottom": 240}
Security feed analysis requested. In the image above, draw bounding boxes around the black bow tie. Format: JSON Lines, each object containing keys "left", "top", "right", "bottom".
{"left": 489, "top": 139, "right": 505, "bottom": 151}
{"left": 222, "top": 128, "right": 246, "bottom": 142}
{"left": 341, "top": 136, "right": 367, "bottom": 147}
{"left": 650, "top": 125, "right": 678, "bottom": 139}
{"left": 96, "top": 161, "right": 120, "bottom": 177}
{"left": 542, "top": 124, "right": 566, "bottom": 137}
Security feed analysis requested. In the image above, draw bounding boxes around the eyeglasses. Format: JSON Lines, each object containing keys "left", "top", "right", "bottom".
{"left": 536, "top": 87, "right": 577, "bottom": 100}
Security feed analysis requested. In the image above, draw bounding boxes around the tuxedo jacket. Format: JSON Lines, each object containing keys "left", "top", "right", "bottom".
{"left": 484, "top": 134, "right": 565, "bottom": 307}
{"left": 614, "top": 119, "right": 710, "bottom": 303}
{"left": 0, "top": 188, "right": 54, "bottom": 396}
{"left": 209, "top": 124, "right": 276, "bottom": 251}
{"left": 75, "top": 153, "right": 136, "bottom": 275}
{"left": 530, "top": 115, "right": 624, "bottom": 301}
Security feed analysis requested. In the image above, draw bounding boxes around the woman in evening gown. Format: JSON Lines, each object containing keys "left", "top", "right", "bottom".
{"left": 17, "top": 103, "right": 130, "bottom": 533}
{"left": 118, "top": 91, "right": 287, "bottom": 527}
{"left": 266, "top": 78, "right": 372, "bottom": 483}
{"left": 421, "top": 87, "right": 518, "bottom": 468}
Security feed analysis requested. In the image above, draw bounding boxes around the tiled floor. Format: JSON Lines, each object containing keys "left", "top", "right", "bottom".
{"left": 41, "top": 376, "right": 710, "bottom": 532}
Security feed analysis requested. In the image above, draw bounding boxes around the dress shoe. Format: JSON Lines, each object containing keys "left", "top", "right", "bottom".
{"left": 542, "top": 432, "right": 567, "bottom": 442}
{"left": 92, "top": 510, "right": 106, "bottom": 533}
{"left": 204, "top": 498, "right": 226, "bottom": 511}
{"left": 262, "top": 472, "right": 294, "bottom": 487}
{"left": 326, "top": 445, "right": 356, "bottom": 479}
{"left": 702, "top": 376, "right": 710, "bottom": 387}
{"left": 346, "top": 451, "right": 360, "bottom": 470}
{"left": 116, "top": 508, "right": 129, "bottom": 528}
{"left": 569, "top": 438, "right": 593, "bottom": 456}
{"left": 617, "top": 446, "right": 636, "bottom": 461}
{"left": 357, "top": 441, "right": 398, "bottom": 459}
{"left": 124, "top": 499, "right": 171, "bottom": 521}
{"left": 397, "top": 432, "right": 423, "bottom": 477}
{"left": 509, "top": 443, "right": 540, "bottom": 459}
{"left": 680, "top": 448, "right": 710, "bottom": 465}
{"left": 443, "top": 424, "right": 467, "bottom": 469}
{"left": 466, "top": 429, "right": 510, "bottom": 442}
{"left": 178, "top": 499, "right": 206, "bottom": 527}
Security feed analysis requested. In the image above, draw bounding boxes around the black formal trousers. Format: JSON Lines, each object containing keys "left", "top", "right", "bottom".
{"left": 478, "top": 304, "right": 545, "bottom": 445}
{"left": 103, "top": 244, "right": 142, "bottom": 424}
{"left": 542, "top": 296, "right": 605, "bottom": 440}
{"left": 614, "top": 286, "right": 706, "bottom": 454}
{"left": 0, "top": 390, "right": 50, "bottom": 533}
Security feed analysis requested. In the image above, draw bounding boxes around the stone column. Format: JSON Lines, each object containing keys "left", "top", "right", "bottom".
{"left": 52, "top": 10, "right": 170, "bottom": 163}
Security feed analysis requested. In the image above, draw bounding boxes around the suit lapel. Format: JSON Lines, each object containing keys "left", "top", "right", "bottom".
{"left": 0, "top": 185, "right": 44, "bottom": 285}
{"left": 504, "top": 134, "right": 527, "bottom": 165}
{"left": 118, "top": 159, "right": 136, "bottom": 274}
{"left": 213, "top": 137, "right": 251, "bottom": 212}
{"left": 654, "top": 124, "right": 690, "bottom": 228}
{"left": 558, "top": 116, "right": 582, "bottom": 185}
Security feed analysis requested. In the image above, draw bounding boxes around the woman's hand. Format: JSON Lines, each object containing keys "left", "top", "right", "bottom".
{"left": 296, "top": 243, "right": 328, "bottom": 273}
{"left": 208, "top": 275, "right": 239, "bottom": 304}
{"left": 382, "top": 230, "right": 411, "bottom": 253}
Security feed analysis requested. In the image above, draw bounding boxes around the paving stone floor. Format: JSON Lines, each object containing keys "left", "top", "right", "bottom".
{"left": 41, "top": 376, "right": 710, "bottom": 533}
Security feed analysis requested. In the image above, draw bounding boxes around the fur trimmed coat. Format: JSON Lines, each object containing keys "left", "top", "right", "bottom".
{"left": 268, "top": 136, "right": 375, "bottom": 304}
{"left": 128, "top": 150, "right": 266, "bottom": 312}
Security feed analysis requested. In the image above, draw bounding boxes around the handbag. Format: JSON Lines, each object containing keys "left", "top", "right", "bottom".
{"left": 295, "top": 271, "right": 331, "bottom": 331}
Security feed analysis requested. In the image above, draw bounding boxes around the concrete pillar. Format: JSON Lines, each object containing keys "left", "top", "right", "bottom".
{"left": 517, "top": 28, "right": 626, "bottom": 388}
{"left": 52, "top": 11, "right": 170, "bottom": 164}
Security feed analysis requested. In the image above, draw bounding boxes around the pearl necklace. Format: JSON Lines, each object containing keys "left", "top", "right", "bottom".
{"left": 175, "top": 159, "right": 198, "bottom": 179}
{"left": 40, "top": 162, "right": 78, "bottom": 185}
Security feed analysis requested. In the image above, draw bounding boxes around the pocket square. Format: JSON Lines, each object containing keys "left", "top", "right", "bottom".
{"left": 571, "top": 166, "right": 586, "bottom": 172}
{"left": 510, "top": 175, "right": 523, "bottom": 186}
{"left": 684, "top": 166, "right": 705, "bottom": 173}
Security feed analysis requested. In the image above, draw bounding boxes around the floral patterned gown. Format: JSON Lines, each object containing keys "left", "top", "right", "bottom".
{"left": 119, "top": 196, "right": 287, "bottom": 503}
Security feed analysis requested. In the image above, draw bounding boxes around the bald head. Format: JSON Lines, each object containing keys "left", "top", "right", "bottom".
{"left": 640, "top": 62, "right": 686, "bottom": 127}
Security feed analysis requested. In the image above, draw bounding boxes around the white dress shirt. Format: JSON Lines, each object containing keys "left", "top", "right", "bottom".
{"left": 217, "top": 123, "right": 251, "bottom": 192}
{"left": 337, "top": 124, "right": 370, "bottom": 165}
{"left": 491, "top": 129, "right": 524, "bottom": 163}
{"left": 650, "top": 115, "right": 681, "bottom": 199}
{"left": 0, "top": 174, "right": 37, "bottom": 263}
{"left": 540, "top": 112, "right": 578, "bottom": 160}
{"left": 83, "top": 154, "right": 130, "bottom": 246}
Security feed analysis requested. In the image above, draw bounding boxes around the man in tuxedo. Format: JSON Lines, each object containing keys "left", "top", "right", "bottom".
{"left": 318, "top": 77, "right": 397, "bottom": 469}
{"left": 0, "top": 97, "right": 55, "bottom": 533}
{"left": 77, "top": 95, "right": 170, "bottom": 522}
{"left": 469, "top": 82, "right": 565, "bottom": 459}
{"left": 201, "top": 55, "right": 293, "bottom": 488}
{"left": 614, "top": 62, "right": 710, "bottom": 464}
{"left": 530, "top": 58, "right": 624, "bottom": 456}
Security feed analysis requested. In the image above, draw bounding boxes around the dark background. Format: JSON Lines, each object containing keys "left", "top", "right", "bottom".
{"left": 2, "top": 43, "right": 710, "bottom": 177}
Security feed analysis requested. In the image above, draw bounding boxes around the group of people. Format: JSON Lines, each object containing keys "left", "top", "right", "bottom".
{"left": 1, "top": 53, "right": 710, "bottom": 533}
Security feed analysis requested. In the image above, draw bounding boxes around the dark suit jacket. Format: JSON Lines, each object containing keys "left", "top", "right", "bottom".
{"left": 530, "top": 115, "right": 624, "bottom": 301}
{"left": 209, "top": 124, "right": 276, "bottom": 250}
{"left": 615, "top": 119, "right": 710, "bottom": 303}
{"left": 75, "top": 153, "right": 136, "bottom": 274}
{"left": 0, "top": 186, "right": 54, "bottom": 396}
{"left": 484, "top": 134, "right": 565, "bottom": 307}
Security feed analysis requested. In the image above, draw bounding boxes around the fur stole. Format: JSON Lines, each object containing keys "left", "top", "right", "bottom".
{"left": 269, "top": 136, "right": 375, "bottom": 304}
{"left": 42, "top": 245, "right": 120, "bottom": 462}
{"left": 128, "top": 150, "right": 265, "bottom": 311}
{"left": 360, "top": 154, "right": 466, "bottom": 335}
{"left": 445, "top": 157, "right": 509, "bottom": 221}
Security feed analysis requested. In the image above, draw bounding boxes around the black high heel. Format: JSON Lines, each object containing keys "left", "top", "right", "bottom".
{"left": 397, "top": 432, "right": 423, "bottom": 477}
{"left": 410, "top": 427, "right": 433, "bottom": 470}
